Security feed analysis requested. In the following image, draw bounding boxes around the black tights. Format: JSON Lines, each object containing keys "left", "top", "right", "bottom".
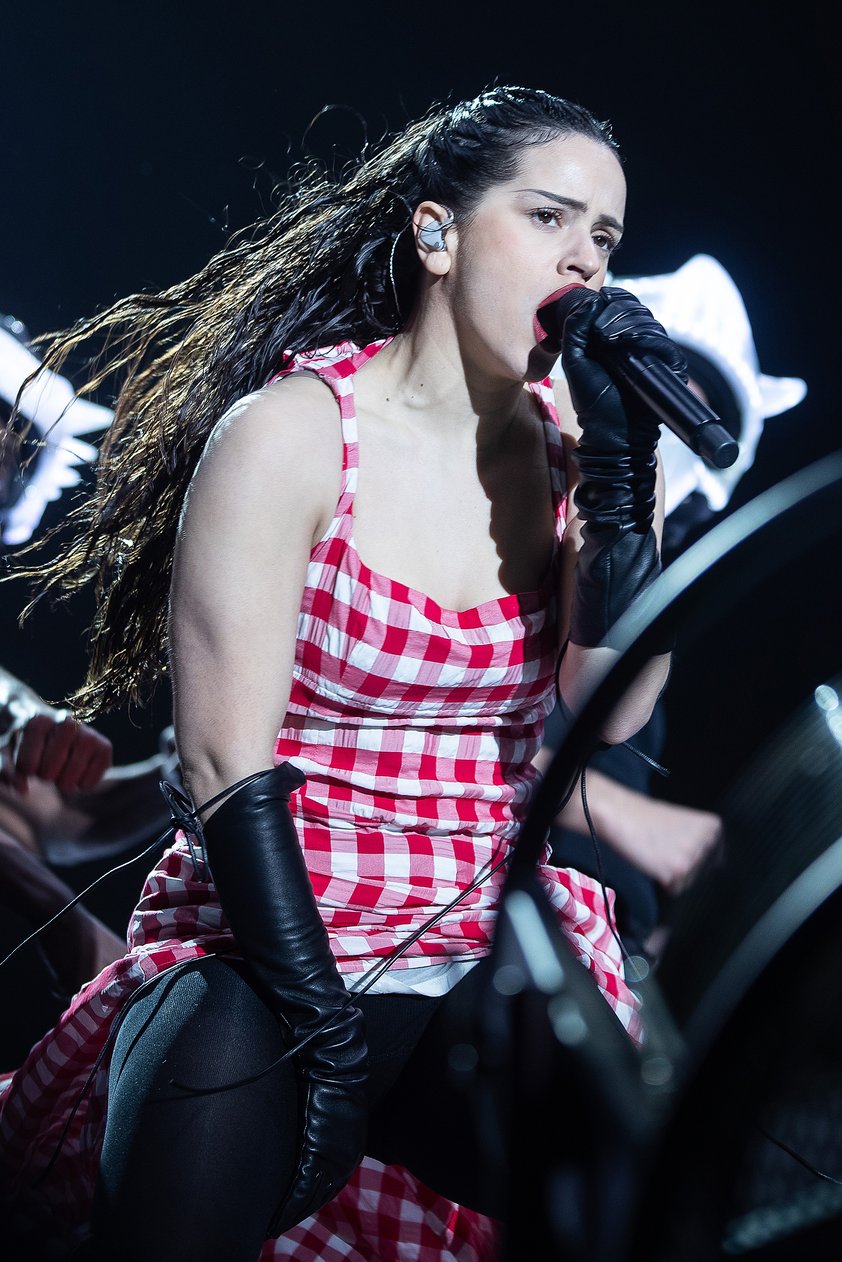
{"left": 87, "top": 956, "right": 500, "bottom": 1261}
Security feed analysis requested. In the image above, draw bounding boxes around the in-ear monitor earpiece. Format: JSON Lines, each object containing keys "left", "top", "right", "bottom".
{"left": 418, "top": 215, "right": 455, "bottom": 252}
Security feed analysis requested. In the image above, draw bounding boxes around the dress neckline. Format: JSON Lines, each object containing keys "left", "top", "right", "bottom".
{"left": 304, "top": 340, "right": 562, "bottom": 624}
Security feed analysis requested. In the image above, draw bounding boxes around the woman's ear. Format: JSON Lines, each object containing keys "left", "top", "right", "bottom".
{"left": 413, "top": 203, "right": 456, "bottom": 275}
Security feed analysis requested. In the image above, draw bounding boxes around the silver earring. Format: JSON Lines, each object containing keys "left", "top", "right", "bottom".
{"left": 388, "top": 226, "right": 409, "bottom": 319}
{"left": 418, "top": 215, "right": 455, "bottom": 252}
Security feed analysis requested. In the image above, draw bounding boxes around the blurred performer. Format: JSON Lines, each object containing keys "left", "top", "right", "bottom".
{"left": 1, "top": 309, "right": 116, "bottom": 815}
{"left": 0, "top": 314, "right": 175, "bottom": 1061}
{"left": 0, "top": 311, "right": 177, "bottom": 855}
{"left": 0, "top": 312, "right": 112, "bottom": 547}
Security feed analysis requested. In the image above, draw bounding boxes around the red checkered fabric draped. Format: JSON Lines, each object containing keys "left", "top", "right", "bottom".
{"left": 0, "top": 342, "right": 640, "bottom": 1259}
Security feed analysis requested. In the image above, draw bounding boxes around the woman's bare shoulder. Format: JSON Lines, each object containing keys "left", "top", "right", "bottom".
{"left": 205, "top": 372, "right": 340, "bottom": 461}
{"left": 192, "top": 373, "right": 341, "bottom": 501}
{"left": 181, "top": 372, "right": 344, "bottom": 543}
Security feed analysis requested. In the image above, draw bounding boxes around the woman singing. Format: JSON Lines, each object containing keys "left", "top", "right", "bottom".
{"left": 0, "top": 84, "right": 674, "bottom": 1260}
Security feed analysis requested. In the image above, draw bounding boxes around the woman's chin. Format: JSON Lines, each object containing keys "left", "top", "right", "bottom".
{"left": 525, "top": 340, "right": 562, "bottom": 381}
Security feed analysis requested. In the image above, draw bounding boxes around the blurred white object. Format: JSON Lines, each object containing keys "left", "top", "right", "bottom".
{"left": 551, "top": 254, "right": 807, "bottom": 517}
{"left": 0, "top": 318, "right": 112, "bottom": 545}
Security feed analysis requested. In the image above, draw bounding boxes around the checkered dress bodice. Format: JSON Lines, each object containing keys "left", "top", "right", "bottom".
{"left": 271, "top": 340, "right": 566, "bottom": 975}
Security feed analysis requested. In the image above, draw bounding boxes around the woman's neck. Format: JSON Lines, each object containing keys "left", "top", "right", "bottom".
{"left": 357, "top": 316, "right": 528, "bottom": 448}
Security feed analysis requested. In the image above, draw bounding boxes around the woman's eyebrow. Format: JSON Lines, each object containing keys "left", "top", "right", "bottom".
{"left": 516, "top": 187, "right": 624, "bottom": 236}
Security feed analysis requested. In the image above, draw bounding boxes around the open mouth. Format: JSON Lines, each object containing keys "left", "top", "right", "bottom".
{"left": 533, "top": 283, "right": 588, "bottom": 348}
{"left": 532, "top": 315, "right": 562, "bottom": 352}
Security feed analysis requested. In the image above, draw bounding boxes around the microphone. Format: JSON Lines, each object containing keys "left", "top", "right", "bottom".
{"left": 538, "top": 285, "right": 739, "bottom": 471}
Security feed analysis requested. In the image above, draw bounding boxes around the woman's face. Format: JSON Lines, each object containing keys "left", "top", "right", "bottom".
{"left": 445, "top": 132, "right": 626, "bottom": 383}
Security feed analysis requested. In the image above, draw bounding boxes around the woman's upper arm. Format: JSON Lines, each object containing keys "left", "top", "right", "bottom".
{"left": 169, "top": 375, "right": 341, "bottom": 808}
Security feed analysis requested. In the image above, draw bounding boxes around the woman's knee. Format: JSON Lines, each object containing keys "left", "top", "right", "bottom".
{"left": 93, "top": 958, "right": 300, "bottom": 1260}
{"left": 107, "top": 957, "right": 284, "bottom": 1093}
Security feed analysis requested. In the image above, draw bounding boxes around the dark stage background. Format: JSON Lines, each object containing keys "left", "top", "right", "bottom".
{"left": 1, "top": 2, "right": 838, "bottom": 814}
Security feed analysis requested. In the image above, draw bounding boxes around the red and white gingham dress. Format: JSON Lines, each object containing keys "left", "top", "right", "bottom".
{"left": 0, "top": 341, "right": 639, "bottom": 1260}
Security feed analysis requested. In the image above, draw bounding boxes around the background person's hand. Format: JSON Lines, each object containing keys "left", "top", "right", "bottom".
{"left": 555, "top": 768, "right": 724, "bottom": 897}
{"left": 3, "top": 709, "right": 113, "bottom": 796}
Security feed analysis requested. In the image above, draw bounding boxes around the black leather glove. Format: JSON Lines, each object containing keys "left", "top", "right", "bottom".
{"left": 200, "top": 762, "right": 368, "bottom": 1234}
{"left": 561, "top": 285, "right": 685, "bottom": 649}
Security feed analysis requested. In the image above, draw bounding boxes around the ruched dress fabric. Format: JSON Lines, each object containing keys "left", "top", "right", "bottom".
{"left": 0, "top": 341, "right": 640, "bottom": 1261}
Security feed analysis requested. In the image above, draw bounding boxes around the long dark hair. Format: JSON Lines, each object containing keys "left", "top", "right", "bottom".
{"left": 12, "top": 84, "right": 619, "bottom": 719}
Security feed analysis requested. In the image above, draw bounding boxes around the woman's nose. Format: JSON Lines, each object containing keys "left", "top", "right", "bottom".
{"left": 557, "top": 235, "right": 604, "bottom": 284}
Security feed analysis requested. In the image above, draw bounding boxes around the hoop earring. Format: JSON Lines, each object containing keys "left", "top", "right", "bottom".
{"left": 418, "top": 214, "right": 455, "bottom": 252}
{"left": 388, "top": 226, "right": 410, "bottom": 321}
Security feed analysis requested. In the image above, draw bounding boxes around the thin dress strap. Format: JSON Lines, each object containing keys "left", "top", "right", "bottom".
{"left": 276, "top": 341, "right": 388, "bottom": 538}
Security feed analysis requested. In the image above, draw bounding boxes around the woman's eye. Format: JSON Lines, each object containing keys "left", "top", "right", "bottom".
{"left": 531, "top": 208, "right": 562, "bottom": 227}
{"left": 595, "top": 232, "right": 621, "bottom": 257}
